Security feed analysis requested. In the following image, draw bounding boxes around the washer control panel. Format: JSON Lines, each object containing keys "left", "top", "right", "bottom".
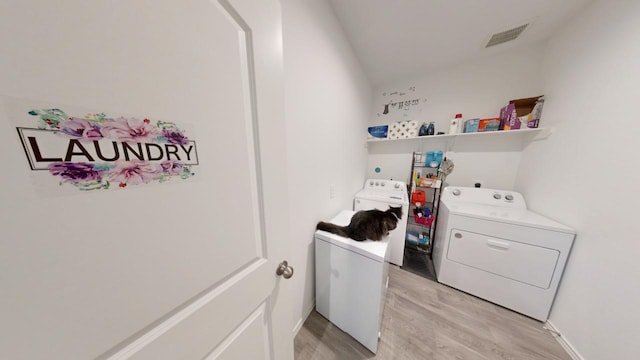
{"left": 364, "top": 179, "right": 407, "bottom": 195}
{"left": 443, "top": 187, "right": 526, "bottom": 209}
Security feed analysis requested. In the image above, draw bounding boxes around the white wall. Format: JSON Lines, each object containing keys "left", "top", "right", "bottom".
{"left": 282, "top": 0, "right": 371, "bottom": 334}
{"left": 516, "top": 1, "right": 640, "bottom": 358}
{"left": 368, "top": 46, "right": 545, "bottom": 189}
{"left": 283, "top": 1, "right": 640, "bottom": 358}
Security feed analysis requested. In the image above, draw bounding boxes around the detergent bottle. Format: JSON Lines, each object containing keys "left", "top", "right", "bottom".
{"left": 449, "top": 113, "right": 462, "bottom": 134}
{"left": 418, "top": 122, "right": 429, "bottom": 136}
{"left": 426, "top": 122, "right": 435, "bottom": 136}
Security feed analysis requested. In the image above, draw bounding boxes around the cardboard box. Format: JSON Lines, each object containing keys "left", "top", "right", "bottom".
{"left": 478, "top": 118, "right": 500, "bottom": 132}
{"left": 500, "top": 96, "right": 544, "bottom": 130}
{"left": 463, "top": 118, "right": 480, "bottom": 133}
{"left": 500, "top": 103, "right": 518, "bottom": 130}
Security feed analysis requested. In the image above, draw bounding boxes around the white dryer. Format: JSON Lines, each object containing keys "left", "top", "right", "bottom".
{"left": 354, "top": 179, "right": 409, "bottom": 266}
{"left": 315, "top": 210, "right": 390, "bottom": 353}
{"left": 433, "top": 187, "right": 575, "bottom": 321}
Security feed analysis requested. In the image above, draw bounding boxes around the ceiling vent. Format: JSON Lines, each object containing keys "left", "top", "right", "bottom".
{"left": 485, "top": 23, "right": 529, "bottom": 48}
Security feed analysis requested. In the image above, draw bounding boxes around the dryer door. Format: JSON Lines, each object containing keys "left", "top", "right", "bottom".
{"left": 447, "top": 229, "right": 560, "bottom": 289}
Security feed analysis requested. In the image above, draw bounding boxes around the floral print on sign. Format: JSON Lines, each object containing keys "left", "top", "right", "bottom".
{"left": 30, "top": 108, "right": 195, "bottom": 191}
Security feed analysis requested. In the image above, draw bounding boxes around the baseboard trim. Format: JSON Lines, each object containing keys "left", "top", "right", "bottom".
{"left": 293, "top": 299, "right": 315, "bottom": 337}
{"left": 544, "top": 320, "right": 584, "bottom": 360}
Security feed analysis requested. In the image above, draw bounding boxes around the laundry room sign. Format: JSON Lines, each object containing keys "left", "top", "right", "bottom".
{"left": 6, "top": 96, "right": 198, "bottom": 195}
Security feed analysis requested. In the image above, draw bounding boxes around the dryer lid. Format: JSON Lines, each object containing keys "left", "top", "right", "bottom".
{"left": 354, "top": 190, "right": 408, "bottom": 205}
{"left": 315, "top": 210, "right": 389, "bottom": 262}
{"left": 446, "top": 203, "right": 575, "bottom": 234}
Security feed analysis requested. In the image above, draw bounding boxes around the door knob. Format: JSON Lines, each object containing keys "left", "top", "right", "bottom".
{"left": 276, "top": 260, "right": 294, "bottom": 279}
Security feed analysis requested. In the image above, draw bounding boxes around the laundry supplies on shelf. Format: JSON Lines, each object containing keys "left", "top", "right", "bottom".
{"left": 388, "top": 120, "right": 419, "bottom": 139}
{"left": 367, "top": 125, "right": 389, "bottom": 139}
{"left": 426, "top": 122, "right": 435, "bottom": 135}
{"left": 425, "top": 150, "right": 443, "bottom": 167}
{"left": 411, "top": 189, "right": 426, "bottom": 204}
{"left": 499, "top": 95, "right": 545, "bottom": 130}
{"left": 449, "top": 113, "right": 462, "bottom": 134}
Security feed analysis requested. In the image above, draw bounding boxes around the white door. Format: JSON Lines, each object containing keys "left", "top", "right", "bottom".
{"left": 0, "top": 1, "right": 293, "bottom": 359}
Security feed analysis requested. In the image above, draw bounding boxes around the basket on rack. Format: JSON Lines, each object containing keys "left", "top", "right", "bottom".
{"left": 413, "top": 214, "right": 433, "bottom": 226}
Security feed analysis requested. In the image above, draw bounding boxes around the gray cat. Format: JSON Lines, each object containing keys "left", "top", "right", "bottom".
{"left": 316, "top": 206, "right": 403, "bottom": 241}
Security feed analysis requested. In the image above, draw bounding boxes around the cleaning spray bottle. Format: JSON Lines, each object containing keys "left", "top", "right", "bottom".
{"left": 449, "top": 113, "right": 462, "bottom": 134}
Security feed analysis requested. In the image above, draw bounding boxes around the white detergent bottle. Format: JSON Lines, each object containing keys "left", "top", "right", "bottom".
{"left": 449, "top": 113, "right": 462, "bottom": 134}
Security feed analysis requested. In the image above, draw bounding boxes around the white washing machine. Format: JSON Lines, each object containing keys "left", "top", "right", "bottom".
{"left": 433, "top": 187, "right": 575, "bottom": 321}
{"left": 354, "top": 179, "right": 409, "bottom": 266}
{"left": 315, "top": 210, "right": 390, "bottom": 354}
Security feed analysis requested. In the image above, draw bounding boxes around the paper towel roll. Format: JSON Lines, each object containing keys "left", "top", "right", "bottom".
{"left": 388, "top": 127, "right": 398, "bottom": 139}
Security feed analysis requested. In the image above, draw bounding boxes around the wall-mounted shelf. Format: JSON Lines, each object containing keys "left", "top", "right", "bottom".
{"left": 366, "top": 127, "right": 551, "bottom": 153}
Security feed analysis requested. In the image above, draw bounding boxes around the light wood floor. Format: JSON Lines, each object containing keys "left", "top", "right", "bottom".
{"left": 295, "top": 265, "right": 571, "bottom": 360}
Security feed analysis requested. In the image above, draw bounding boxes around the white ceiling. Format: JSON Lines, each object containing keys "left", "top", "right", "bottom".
{"left": 328, "top": 0, "right": 594, "bottom": 86}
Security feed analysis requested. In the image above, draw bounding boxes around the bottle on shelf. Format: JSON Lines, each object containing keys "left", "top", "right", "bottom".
{"left": 449, "top": 113, "right": 462, "bottom": 134}
{"left": 412, "top": 202, "right": 433, "bottom": 226}
{"left": 425, "top": 151, "right": 443, "bottom": 168}
{"left": 413, "top": 202, "right": 425, "bottom": 217}
{"left": 434, "top": 150, "right": 443, "bottom": 167}
{"left": 418, "top": 122, "right": 428, "bottom": 136}
{"left": 419, "top": 232, "right": 429, "bottom": 246}
{"left": 426, "top": 122, "right": 435, "bottom": 136}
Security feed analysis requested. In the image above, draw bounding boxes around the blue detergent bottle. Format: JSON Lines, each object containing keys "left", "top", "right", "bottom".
{"left": 426, "top": 122, "right": 435, "bottom": 135}
{"left": 434, "top": 150, "right": 443, "bottom": 167}
{"left": 425, "top": 151, "right": 435, "bottom": 167}
{"left": 419, "top": 122, "right": 429, "bottom": 136}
